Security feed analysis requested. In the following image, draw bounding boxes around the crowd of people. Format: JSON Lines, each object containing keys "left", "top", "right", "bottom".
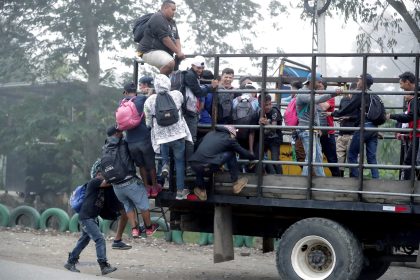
{"left": 63, "top": 0, "right": 418, "bottom": 275}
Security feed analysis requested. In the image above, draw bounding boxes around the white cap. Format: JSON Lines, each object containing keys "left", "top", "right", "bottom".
{"left": 191, "top": 55, "right": 206, "bottom": 68}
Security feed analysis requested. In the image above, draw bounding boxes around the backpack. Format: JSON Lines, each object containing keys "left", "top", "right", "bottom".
{"left": 115, "top": 97, "right": 144, "bottom": 130}
{"left": 217, "top": 92, "right": 234, "bottom": 122}
{"left": 169, "top": 70, "right": 186, "bottom": 93}
{"left": 133, "top": 13, "right": 153, "bottom": 43}
{"left": 155, "top": 91, "right": 179, "bottom": 126}
{"left": 69, "top": 183, "right": 87, "bottom": 213}
{"left": 366, "top": 94, "right": 386, "bottom": 125}
{"left": 100, "top": 139, "right": 130, "bottom": 184}
{"left": 284, "top": 97, "right": 308, "bottom": 126}
{"left": 233, "top": 96, "right": 257, "bottom": 140}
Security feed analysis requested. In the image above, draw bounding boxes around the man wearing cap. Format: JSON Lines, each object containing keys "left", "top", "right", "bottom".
{"left": 119, "top": 82, "right": 161, "bottom": 197}
{"left": 183, "top": 55, "right": 219, "bottom": 175}
{"left": 138, "top": 0, "right": 185, "bottom": 75}
{"left": 189, "top": 125, "right": 256, "bottom": 201}
{"left": 296, "top": 72, "right": 338, "bottom": 176}
{"left": 327, "top": 73, "right": 379, "bottom": 179}
{"left": 139, "top": 76, "right": 154, "bottom": 96}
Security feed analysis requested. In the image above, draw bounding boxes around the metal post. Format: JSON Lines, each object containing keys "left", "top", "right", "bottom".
{"left": 358, "top": 56, "right": 368, "bottom": 200}
{"left": 211, "top": 56, "right": 220, "bottom": 130}
{"left": 411, "top": 55, "right": 420, "bottom": 203}
{"left": 133, "top": 59, "right": 139, "bottom": 86}
{"left": 257, "top": 56, "right": 268, "bottom": 197}
{"left": 306, "top": 55, "right": 317, "bottom": 199}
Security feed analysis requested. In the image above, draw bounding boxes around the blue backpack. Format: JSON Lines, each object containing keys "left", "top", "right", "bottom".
{"left": 69, "top": 183, "right": 87, "bottom": 213}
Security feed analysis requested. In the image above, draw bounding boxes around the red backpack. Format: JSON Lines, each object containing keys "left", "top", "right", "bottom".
{"left": 115, "top": 97, "right": 144, "bottom": 130}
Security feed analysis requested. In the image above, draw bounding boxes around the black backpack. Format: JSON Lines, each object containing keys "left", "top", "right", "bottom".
{"left": 155, "top": 91, "right": 179, "bottom": 126}
{"left": 100, "top": 138, "right": 131, "bottom": 184}
{"left": 133, "top": 13, "right": 153, "bottom": 43}
{"left": 217, "top": 92, "right": 233, "bottom": 122}
{"left": 366, "top": 94, "right": 386, "bottom": 125}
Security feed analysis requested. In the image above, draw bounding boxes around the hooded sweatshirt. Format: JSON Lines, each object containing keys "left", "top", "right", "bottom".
{"left": 144, "top": 74, "right": 192, "bottom": 153}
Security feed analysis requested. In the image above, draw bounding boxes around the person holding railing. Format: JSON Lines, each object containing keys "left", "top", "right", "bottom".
{"left": 386, "top": 71, "right": 420, "bottom": 180}
{"left": 297, "top": 72, "right": 338, "bottom": 176}
{"left": 326, "top": 74, "right": 379, "bottom": 179}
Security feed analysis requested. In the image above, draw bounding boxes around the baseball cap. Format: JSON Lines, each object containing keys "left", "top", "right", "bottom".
{"left": 191, "top": 55, "right": 206, "bottom": 68}
{"left": 303, "top": 72, "right": 323, "bottom": 85}
{"left": 106, "top": 125, "right": 121, "bottom": 137}
{"left": 123, "top": 81, "right": 137, "bottom": 94}
{"left": 359, "top": 73, "right": 374, "bottom": 88}
{"left": 139, "top": 76, "right": 154, "bottom": 87}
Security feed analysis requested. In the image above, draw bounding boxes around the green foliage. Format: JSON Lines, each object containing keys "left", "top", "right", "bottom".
{"left": 0, "top": 82, "right": 120, "bottom": 188}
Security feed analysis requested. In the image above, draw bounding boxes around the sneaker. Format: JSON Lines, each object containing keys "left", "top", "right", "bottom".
{"left": 145, "top": 223, "right": 159, "bottom": 237}
{"left": 150, "top": 184, "right": 162, "bottom": 198}
{"left": 99, "top": 262, "right": 117, "bottom": 275}
{"left": 131, "top": 227, "right": 140, "bottom": 238}
{"left": 64, "top": 262, "right": 80, "bottom": 273}
{"left": 112, "top": 240, "right": 132, "bottom": 250}
{"left": 232, "top": 177, "right": 248, "bottom": 194}
{"left": 145, "top": 185, "right": 152, "bottom": 197}
{"left": 193, "top": 187, "right": 207, "bottom": 201}
{"left": 176, "top": 189, "right": 190, "bottom": 200}
{"left": 161, "top": 164, "right": 169, "bottom": 177}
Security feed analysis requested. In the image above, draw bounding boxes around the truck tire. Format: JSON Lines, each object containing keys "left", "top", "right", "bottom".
{"left": 358, "top": 248, "right": 391, "bottom": 280}
{"left": 0, "top": 203, "right": 10, "bottom": 227}
{"left": 276, "top": 217, "right": 363, "bottom": 280}
{"left": 9, "top": 205, "right": 40, "bottom": 229}
{"left": 39, "top": 208, "right": 70, "bottom": 232}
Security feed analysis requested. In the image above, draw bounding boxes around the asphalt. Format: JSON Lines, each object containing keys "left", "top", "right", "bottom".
{"left": 0, "top": 259, "right": 119, "bottom": 280}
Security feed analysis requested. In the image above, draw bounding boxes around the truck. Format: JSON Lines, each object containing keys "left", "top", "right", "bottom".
{"left": 135, "top": 52, "right": 420, "bottom": 280}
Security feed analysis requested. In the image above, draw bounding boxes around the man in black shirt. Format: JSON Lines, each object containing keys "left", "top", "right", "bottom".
{"left": 138, "top": 0, "right": 185, "bottom": 75}
{"left": 64, "top": 162, "right": 117, "bottom": 275}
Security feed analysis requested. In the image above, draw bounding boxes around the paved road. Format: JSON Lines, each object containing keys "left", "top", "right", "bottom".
{"left": 0, "top": 259, "right": 118, "bottom": 280}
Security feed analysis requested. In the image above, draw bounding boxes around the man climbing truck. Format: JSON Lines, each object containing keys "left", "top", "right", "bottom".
{"left": 135, "top": 52, "right": 420, "bottom": 280}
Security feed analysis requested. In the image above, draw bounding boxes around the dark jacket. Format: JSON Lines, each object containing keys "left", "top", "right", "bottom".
{"left": 332, "top": 92, "right": 370, "bottom": 127}
{"left": 78, "top": 178, "right": 120, "bottom": 221}
{"left": 189, "top": 127, "right": 255, "bottom": 165}
{"left": 183, "top": 68, "right": 212, "bottom": 98}
{"left": 103, "top": 136, "right": 136, "bottom": 180}
{"left": 338, "top": 96, "right": 357, "bottom": 135}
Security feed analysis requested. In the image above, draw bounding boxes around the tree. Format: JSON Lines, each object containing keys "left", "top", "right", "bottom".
{"left": 283, "top": 0, "right": 420, "bottom": 52}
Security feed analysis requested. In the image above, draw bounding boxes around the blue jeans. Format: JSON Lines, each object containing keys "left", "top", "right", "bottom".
{"left": 348, "top": 122, "right": 379, "bottom": 178}
{"left": 161, "top": 138, "right": 185, "bottom": 191}
{"left": 69, "top": 218, "right": 107, "bottom": 263}
{"left": 191, "top": 151, "right": 239, "bottom": 189}
{"left": 298, "top": 131, "right": 325, "bottom": 176}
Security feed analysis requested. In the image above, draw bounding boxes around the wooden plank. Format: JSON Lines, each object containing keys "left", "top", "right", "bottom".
{"left": 214, "top": 205, "right": 234, "bottom": 263}
{"left": 214, "top": 172, "right": 420, "bottom": 204}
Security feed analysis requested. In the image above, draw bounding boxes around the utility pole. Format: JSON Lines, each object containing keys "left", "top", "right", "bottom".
{"left": 311, "top": 0, "right": 327, "bottom": 76}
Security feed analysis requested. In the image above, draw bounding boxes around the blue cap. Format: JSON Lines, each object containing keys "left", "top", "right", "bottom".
{"left": 303, "top": 72, "right": 323, "bottom": 85}
{"left": 360, "top": 73, "right": 373, "bottom": 88}
{"left": 139, "top": 76, "right": 154, "bottom": 87}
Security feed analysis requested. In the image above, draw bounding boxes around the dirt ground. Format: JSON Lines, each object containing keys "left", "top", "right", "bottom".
{"left": 0, "top": 227, "right": 420, "bottom": 280}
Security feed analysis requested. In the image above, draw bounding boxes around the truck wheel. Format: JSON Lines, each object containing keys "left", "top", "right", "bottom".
{"left": 358, "top": 248, "right": 391, "bottom": 280}
{"left": 39, "top": 208, "right": 69, "bottom": 232}
{"left": 276, "top": 217, "right": 363, "bottom": 280}
{"left": 9, "top": 205, "right": 41, "bottom": 229}
{"left": 0, "top": 203, "right": 10, "bottom": 227}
